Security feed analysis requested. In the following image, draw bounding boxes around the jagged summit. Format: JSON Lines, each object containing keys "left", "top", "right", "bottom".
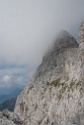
{"left": 55, "top": 30, "right": 78, "bottom": 48}
{"left": 57, "top": 30, "right": 73, "bottom": 39}
{"left": 43, "top": 30, "right": 78, "bottom": 61}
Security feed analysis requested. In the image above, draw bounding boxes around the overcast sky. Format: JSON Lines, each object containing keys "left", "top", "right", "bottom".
{"left": 0, "top": 0, "right": 84, "bottom": 91}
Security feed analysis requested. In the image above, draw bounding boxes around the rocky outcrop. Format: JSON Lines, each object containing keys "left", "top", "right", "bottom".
{"left": 14, "top": 22, "right": 84, "bottom": 125}
{"left": 0, "top": 110, "right": 22, "bottom": 125}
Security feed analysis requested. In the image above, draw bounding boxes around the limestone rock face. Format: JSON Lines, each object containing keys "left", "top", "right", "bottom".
{"left": 14, "top": 22, "right": 84, "bottom": 125}
{"left": 78, "top": 21, "right": 84, "bottom": 61}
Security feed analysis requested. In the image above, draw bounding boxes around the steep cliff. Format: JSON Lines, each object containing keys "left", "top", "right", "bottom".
{"left": 14, "top": 22, "right": 84, "bottom": 125}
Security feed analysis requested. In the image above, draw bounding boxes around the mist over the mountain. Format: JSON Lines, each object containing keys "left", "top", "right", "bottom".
{"left": 0, "top": 0, "right": 84, "bottom": 94}
{"left": 0, "top": 0, "right": 84, "bottom": 66}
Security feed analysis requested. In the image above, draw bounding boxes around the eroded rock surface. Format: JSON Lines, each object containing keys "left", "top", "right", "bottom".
{"left": 14, "top": 22, "right": 84, "bottom": 125}
{"left": 0, "top": 110, "right": 22, "bottom": 125}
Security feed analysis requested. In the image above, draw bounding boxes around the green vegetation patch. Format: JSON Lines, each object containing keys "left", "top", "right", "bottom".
{"left": 47, "top": 79, "right": 64, "bottom": 87}
{"left": 47, "top": 79, "right": 83, "bottom": 100}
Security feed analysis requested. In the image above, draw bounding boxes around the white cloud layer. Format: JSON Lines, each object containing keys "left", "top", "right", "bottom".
{"left": 2, "top": 75, "right": 12, "bottom": 83}
{"left": 0, "top": 65, "right": 31, "bottom": 89}
{"left": 0, "top": 0, "right": 84, "bottom": 67}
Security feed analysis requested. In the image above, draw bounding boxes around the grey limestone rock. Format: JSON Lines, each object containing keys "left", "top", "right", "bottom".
{"left": 0, "top": 110, "right": 22, "bottom": 125}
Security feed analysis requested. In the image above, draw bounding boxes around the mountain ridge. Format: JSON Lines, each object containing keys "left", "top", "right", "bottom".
{"left": 0, "top": 21, "right": 84, "bottom": 125}
{"left": 14, "top": 21, "right": 84, "bottom": 125}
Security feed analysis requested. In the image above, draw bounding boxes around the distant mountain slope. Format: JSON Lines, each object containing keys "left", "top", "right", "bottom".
{"left": 0, "top": 98, "right": 16, "bottom": 111}
{"left": 0, "top": 88, "right": 22, "bottom": 103}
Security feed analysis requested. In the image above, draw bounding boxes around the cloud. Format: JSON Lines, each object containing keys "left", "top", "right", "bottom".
{"left": 2, "top": 75, "right": 12, "bottom": 83}
{"left": 0, "top": 1, "right": 84, "bottom": 93}
{"left": 2, "top": 75, "right": 12, "bottom": 88}
{"left": 0, "top": 65, "right": 30, "bottom": 89}
{"left": 0, "top": 0, "right": 84, "bottom": 67}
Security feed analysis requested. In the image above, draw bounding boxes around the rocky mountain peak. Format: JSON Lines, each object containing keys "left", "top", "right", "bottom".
{"left": 57, "top": 30, "right": 73, "bottom": 39}
{"left": 0, "top": 23, "right": 83, "bottom": 125}
{"left": 43, "top": 30, "right": 78, "bottom": 62}
{"left": 54, "top": 30, "right": 78, "bottom": 48}
{"left": 14, "top": 21, "right": 84, "bottom": 125}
